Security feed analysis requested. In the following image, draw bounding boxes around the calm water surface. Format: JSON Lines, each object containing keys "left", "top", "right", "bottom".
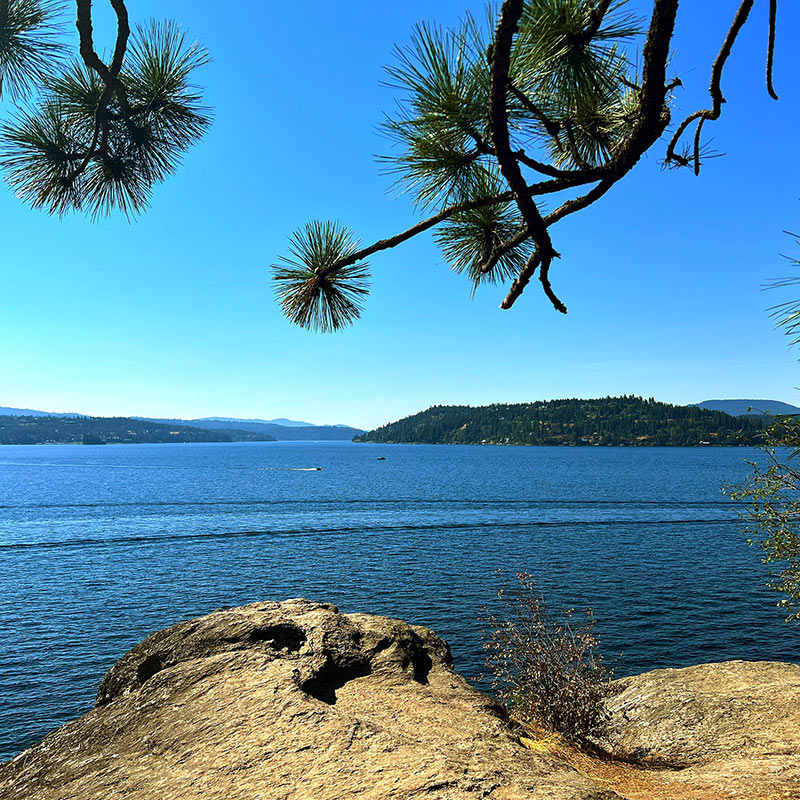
{"left": 1, "top": 441, "right": 798, "bottom": 760}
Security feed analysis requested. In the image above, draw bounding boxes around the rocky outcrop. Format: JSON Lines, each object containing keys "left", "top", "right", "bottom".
{"left": 592, "top": 660, "right": 800, "bottom": 799}
{"left": 1, "top": 600, "right": 798, "bottom": 800}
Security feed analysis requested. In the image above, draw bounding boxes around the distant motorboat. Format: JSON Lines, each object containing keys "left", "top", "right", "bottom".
{"left": 264, "top": 467, "right": 321, "bottom": 471}
{"left": 376, "top": 456, "right": 386, "bottom": 461}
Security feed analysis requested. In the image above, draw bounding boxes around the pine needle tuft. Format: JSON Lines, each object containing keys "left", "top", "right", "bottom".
{"left": 272, "top": 221, "right": 371, "bottom": 333}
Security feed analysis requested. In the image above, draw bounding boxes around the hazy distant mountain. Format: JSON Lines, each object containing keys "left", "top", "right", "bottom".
{"left": 693, "top": 399, "right": 800, "bottom": 417}
{"left": 196, "top": 416, "right": 314, "bottom": 427}
{"left": 0, "top": 406, "right": 82, "bottom": 417}
{"left": 1, "top": 405, "right": 362, "bottom": 439}
{"left": 137, "top": 417, "right": 364, "bottom": 441}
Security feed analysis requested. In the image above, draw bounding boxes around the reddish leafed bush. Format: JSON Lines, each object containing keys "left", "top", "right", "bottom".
{"left": 480, "top": 572, "right": 612, "bottom": 741}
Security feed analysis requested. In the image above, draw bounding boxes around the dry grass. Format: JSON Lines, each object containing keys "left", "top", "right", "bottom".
{"left": 517, "top": 723, "right": 719, "bottom": 800}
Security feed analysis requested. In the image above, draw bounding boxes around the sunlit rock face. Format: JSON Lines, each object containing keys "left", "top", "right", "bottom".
{"left": 1, "top": 600, "right": 798, "bottom": 800}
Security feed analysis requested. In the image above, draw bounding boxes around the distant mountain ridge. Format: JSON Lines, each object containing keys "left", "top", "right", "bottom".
{"left": 355, "top": 396, "right": 766, "bottom": 446}
{"left": 0, "top": 406, "right": 363, "bottom": 440}
{"left": 0, "top": 406, "right": 83, "bottom": 417}
{"left": 693, "top": 399, "right": 800, "bottom": 417}
{"left": 138, "top": 417, "right": 363, "bottom": 441}
{"left": 195, "top": 416, "right": 315, "bottom": 427}
{"left": 0, "top": 416, "right": 275, "bottom": 445}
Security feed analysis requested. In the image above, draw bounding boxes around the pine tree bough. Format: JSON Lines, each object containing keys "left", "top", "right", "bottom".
{"left": 0, "top": 0, "right": 211, "bottom": 217}
{"left": 272, "top": 0, "right": 784, "bottom": 332}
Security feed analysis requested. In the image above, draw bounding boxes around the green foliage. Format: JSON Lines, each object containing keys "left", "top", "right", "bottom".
{"left": 433, "top": 167, "right": 533, "bottom": 291}
{"left": 481, "top": 572, "right": 611, "bottom": 740}
{"left": 0, "top": 0, "right": 63, "bottom": 101}
{"left": 380, "top": 14, "right": 492, "bottom": 210}
{"left": 381, "top": 0, "right": 641, "bottom": 203}
{"left": 274, "top": 0, "right": 649, "bottom": 330}
{"left": 355, "top": 396, "right": 766, "bottom": 446}
{"left": 766, "top": 233, "right": 800, "bottom": 350}
{"left": 514, "top": 0, "right": 641, "bottom": 166}
{"left": 272, "top": 220, "right": 371, "bottom": 333}
{"left": 0, "top": 12, "right": 210, "bottom": 216}
{"left": 725, "top": 417, "right": 800, "bottom": 621}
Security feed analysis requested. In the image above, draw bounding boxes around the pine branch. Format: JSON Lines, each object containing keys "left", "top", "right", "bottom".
{"left": 1, "top": 6, "right": 211, "bottom": 217}
{"left": 489, "top": 0, "right": 561, "bottom": 312}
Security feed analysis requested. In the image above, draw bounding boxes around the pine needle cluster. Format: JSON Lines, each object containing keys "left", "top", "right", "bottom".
{"left": 272, "top": 0, "right": 644, "bottom": 331}
{"left": 0, "top": 1, "right": 210, "bottom": 217}
{"left": 273, "top": 221, "right": 371, "bottom": 333}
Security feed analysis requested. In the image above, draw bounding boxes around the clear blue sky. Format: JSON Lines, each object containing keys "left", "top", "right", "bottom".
{"left": 2, "top": 1, "right": 800, "bottom": 429}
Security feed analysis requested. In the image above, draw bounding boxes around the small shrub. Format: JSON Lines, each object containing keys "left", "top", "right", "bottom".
{"left": 480, "top": 572, "right": 612, "bottom": 741}
{"left": 724, "top": 416, "right": 800, "bottom": 621}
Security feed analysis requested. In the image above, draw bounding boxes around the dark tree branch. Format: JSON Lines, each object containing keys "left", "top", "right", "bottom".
{"left": 332, "top": 170, "right": 604, "bottom": 271}
{"left": 767, "top": 0, "right": 778, "bottom": 100}
{"left": 489, "top": 0, "right": 562, "bottom": 312}
{"left": 666, "top": 0, "right": 755, "bottom": 175}
{"left": 490, "top": 0, "right": 678, "bottom": 313}
{"left": 498, "top": 178, "right": 615, "bottom": 308}
{"left": 509, "top": 83, "right": 561, "bottom": 139}
{"left": 108, "top": 0, "right": 130, "bottom": 77}
{"left": 612, "top": 0, "right": 677, "bottom": 174}
{"left": 499, "top": 0, "right": 678, "bottom": 310}
{"left": 568, "top": 0, "right": 615, "bottom": 47}
{"left": 282, "top": 0, "right": 690, "bottom": 327}
{"left": 546, "top": 178, "right": 615, "bottom": 226}
{"left": 478, "top": 226, "right": 529, "bottom": 275}
{"left": 500, "top": 249, "right": 543, "bottom": 310}
{"left": 70, "top": 0, "right": 134, "bottom": 182}
{"left": 331, "top": 191, "right": 512, "bottom": 269}
{"left": 330, "top": 0, "right": 680, "bottom": 313}
{"left": 514, "top": 149, "right": 567, "bottom": 176}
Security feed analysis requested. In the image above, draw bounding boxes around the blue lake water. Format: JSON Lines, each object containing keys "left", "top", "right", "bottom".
{"left": 1, "top": 441, "right": 798, "bottom": 761}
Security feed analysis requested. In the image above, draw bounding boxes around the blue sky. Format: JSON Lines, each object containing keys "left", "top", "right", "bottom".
{"left": 2, "top": 0, "right": 800, "bottom": 429}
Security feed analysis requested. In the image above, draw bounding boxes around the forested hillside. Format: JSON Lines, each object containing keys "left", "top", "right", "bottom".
{"left": 0, "top": 416, "right": 275, "bottom": 445}
{"left": 354, "top": 397, "right": 767, "bottom": 446}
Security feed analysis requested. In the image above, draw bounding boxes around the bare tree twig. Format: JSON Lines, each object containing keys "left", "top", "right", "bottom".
{"left": 767, "top": 0, "right": 778, "bottom": 100}
{"left": 666, "top": 0, "right": 755, "bottom": 174}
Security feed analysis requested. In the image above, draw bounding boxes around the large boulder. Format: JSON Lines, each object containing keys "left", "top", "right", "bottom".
{"left": 0, "top": 600, "right": 619, "bottom": 800}
{"left": 1, "top": 600, "right": 798, "bottom": 800}
{"left": 593, "top": 660, "right": 800, "bottom": 798}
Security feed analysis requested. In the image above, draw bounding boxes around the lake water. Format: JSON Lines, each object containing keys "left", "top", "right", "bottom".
{"left": 1, "top": 441, "right": 798, "bottom": 761}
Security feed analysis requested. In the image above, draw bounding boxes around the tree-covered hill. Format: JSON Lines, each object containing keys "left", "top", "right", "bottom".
{"left": 0, "top": 416, "right": 275, "bottom": 445}
{"left": 354, "top": 397, "right": 768, "bottom": 447}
